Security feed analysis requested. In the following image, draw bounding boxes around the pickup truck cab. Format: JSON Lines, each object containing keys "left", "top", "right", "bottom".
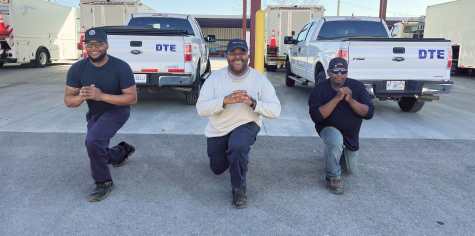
{"left": 284, "top": 16, "right": 453, "bottom": 112}
{"left": 97, "top": 13, "right": 215, "bottom": 105}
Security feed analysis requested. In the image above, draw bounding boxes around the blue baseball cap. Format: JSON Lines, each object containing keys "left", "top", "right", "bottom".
{"left": 227, "top": 39, "right": 248, "bottom": 52}
{"left": 82, "top": 28, "right": 108, "bottom": 42}
{"left": 329, "top": 57, "right": 348, "bottom": 69}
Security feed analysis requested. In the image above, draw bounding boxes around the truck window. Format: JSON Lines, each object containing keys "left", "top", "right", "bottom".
{"left": 128, "top": 17, "right": 195, "bottom": 35}
{"left": 403, "top": 26, "right": 417, "bottom": 33}
{"left": 297, "top": 23, "right": 312, "bottom": 42}
{"left": 317, "top": 21, "right": 388, "bottom": 39}
{"left": 391, "top": 25, "right": 399, "bottom": 37}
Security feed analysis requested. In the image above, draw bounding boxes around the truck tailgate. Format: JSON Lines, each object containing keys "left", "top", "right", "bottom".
{"left": 107, "top": 35, "right": 185, "bottom": 73}
{"left": 347, "top": 38, "right": 451, "bottom": 81}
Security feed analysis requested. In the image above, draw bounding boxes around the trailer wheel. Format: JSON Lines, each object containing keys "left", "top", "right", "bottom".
{"left": 398, "top": 97, "right": 425, "bottom": 112}
{"left": 285, "top": 61, "right": 295, "bottom": 87}
{"left": 185, "top": 65, "right": 201, "bottom": 105}
{"left": 34, "top": 48, "right": 49, "bottom": 68}
{"left": 315, "top": 71, "right": 326, "bottom": 84}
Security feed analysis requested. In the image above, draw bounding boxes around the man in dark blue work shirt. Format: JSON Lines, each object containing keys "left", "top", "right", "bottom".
{"left": 64, "top": 28, "right": 137, "bottom": 202}
{"left": 309, "top": 57, "right": 374, "bottom": 195}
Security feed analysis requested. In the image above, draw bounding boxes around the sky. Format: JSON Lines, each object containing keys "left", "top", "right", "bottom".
{"left": 58, "top": 0, "right": 453, "bottom": 18}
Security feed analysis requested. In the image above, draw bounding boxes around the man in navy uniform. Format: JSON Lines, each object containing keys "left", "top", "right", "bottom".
{"left": 309, "top": 57, "right": 374, "bottom": 195}
{"left": 64, "top": 28, "right": 137, "bottom": 202}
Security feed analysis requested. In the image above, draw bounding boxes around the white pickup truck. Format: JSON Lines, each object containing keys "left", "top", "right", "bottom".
{"left": 284, "top": 16, "right": 453, "bottom": 112}
{"left": 97, "top": 13, "right": 215, "bottom": 105}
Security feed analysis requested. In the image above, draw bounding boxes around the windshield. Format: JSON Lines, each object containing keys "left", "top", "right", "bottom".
{"left": 127, "top": 17, "right": 195, "bottom": 35}
{"left": 317, "top": 21, "right": 388, "bottom": 39}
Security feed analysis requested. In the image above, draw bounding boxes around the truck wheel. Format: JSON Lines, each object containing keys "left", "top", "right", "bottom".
{"left": 315, "top": 71, "right": 326, "bottom": 84}
{"left": 398, "top": 97, "right": 425, "bottom": 112}
{"left": 34, "top": 48, "right": 49, "bottom": 68}
{"left": 201, "top": 60, "right": 211, "bottom": 84}
{"left": 285, "top": 61, "right": 295, "bottom": 87}
{"left": 266, "top": 65, "right": 277, "bottom": 72}
{"left": 185, "top": 66, "right": 201, "bottom": 105}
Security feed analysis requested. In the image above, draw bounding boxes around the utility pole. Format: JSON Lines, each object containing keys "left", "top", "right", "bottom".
{"left": 379, "top": 0, "right": 388, "bottom": 21}
{"left": 250, "top": 0, "right": 261, "bottom": 68}
{"left": 337, "top": 0, "right": 340, "bottom": 16}
{"left": 242, "top": 0, "right": 247, "bottom": 40}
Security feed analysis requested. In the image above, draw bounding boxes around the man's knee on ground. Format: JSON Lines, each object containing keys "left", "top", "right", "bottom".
{"left": 209, "top": 162, "right": 227, "bottom": 175}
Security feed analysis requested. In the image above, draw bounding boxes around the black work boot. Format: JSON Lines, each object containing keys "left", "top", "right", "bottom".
{"left": 89, "top": 180, "right": 114, "bottom": 202}
{"left": 110, "top": 142, "right": 135, "bottom": 167}
{"left": 325, "top": 176, "right": 344, "bottom": 195}
{"left": 232, "top": 189, "right": 247, "bottom": 209}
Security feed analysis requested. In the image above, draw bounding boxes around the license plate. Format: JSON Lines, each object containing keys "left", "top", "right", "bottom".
{"left": 134, "top": 74, "right": 147, "bottom": 83}
{"left": 386, "top": 81, "right": 405, "bottom": 90}
{"left": 268, "top": 61, "right": 277, "bottom": 65}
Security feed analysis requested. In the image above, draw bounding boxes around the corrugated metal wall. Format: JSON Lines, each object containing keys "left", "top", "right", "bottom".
{"left": 202, "top": 28, "right": 250, "bottom": 56}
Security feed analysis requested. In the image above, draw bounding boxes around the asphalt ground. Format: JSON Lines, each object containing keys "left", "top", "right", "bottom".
{"left": 1, "top": 59, "right": 475, "bottom": 235}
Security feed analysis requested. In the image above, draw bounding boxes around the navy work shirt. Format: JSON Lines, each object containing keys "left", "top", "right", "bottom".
{"left": 66, "top": 55, "right": 135, "bottom": 120}
{"left": 308, "top": 78, "right": 374, "bottom": 151}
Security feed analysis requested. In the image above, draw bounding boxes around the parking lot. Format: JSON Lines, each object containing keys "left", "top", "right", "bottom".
{"left": 1, "top": 58, "right": 474, "bottom": 235}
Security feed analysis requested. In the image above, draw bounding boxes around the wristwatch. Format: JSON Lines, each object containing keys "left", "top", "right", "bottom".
{"left": 249, "top": 97, "right": 257, "bottom": 109}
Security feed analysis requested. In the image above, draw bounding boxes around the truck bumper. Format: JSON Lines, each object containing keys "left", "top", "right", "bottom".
{"left": 134, "top": 73, "right": 194, "bottom": 88}
{"left": 0, "top": 58, "right": 17, "bottom": 63}
{"left": 363, "top": 80, "right": 453, "bottom": 99}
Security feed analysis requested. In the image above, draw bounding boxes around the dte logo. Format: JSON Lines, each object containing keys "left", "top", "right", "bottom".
{"left": 419, "top": 49, "right": 444, "bottom": 59}
{"left": 156, "top": 44, "right": 176, "bottom": 52}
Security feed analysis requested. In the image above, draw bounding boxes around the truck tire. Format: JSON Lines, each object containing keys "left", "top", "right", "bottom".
{"left": 34, "top": 48, "right": 49, "bottom": 68}
{"left": 285, "top": 61, "right": 295, "bottom": 87}
{"left": 315, "top": 71, "right": 326, "bottom": 84}
{"left": 201, "top": 60, "right": 211, "bottom": 84}
{"left": 185, "top": 65, "right": 201, "bottom": 105}
{"left": 266, "top": 65, "right": 277, "bottom": 72}
{"left": 398, "top": 97, "right": 425, "bottom": 112}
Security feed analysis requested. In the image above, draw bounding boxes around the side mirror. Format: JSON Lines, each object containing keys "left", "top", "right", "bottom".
{"left": 206, "top": 35, "right": 216, "bottom": 42}
{"left": 284, "top": 36, "right": 296, "bottom": 45}
{"left": 292, "top": 31, "right": 295, "bottom": 36}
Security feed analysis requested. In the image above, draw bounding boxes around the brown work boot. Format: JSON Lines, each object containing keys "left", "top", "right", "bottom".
{"left": 325, "top": 176, "right": 344, "bottom": 195}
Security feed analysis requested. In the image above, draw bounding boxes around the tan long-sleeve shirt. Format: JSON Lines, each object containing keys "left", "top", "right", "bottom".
{"left": 196, "top": 66, "right": 281, "bottom": 137}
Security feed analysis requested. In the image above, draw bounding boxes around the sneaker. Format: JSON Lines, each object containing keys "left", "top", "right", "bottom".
{"left": 232, "top": 189, "right": 247, "bottom": 209}
{"left": 325, "top": 176, "right": 344, "bottom": 195}
{"left": 110, "top": 142, "right": 135, "bottom": 167}
{"left": 89, "top": 180, "right": 114, "bottom": 202}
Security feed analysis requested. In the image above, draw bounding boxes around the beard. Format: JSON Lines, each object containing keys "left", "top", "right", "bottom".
{"left": 228, "top": 60, "right": 248, "bottom": 75}
{"left": 89, "top": 51, "right": 107, "bottom": 63}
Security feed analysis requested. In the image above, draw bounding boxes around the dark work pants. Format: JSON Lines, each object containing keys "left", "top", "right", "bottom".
{"left": 85, "top": 106, "right": 130, "bottom": 182}
{"left": 207, "top": 122, "right": 260, "bottom": 190}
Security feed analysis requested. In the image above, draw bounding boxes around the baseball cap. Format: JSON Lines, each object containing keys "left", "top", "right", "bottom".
{"left": 227, "top": 39, "right": 248, "bottom": 52}
{"left": 82, "top": 28, "right": 108, "bottom": 42}
{"left": 328, "top": 57, "right": 348, "bottom": 69}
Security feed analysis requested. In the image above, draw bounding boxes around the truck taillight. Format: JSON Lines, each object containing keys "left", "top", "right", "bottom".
{"left": 447, "top": 49, "right": 452, "bottom": 69}
{"left": 336, "top": 49, "right": 348, "bottom": 60}
{"left": 185, "top": 45, "right": 192, "bottom": 53}
{"left": 185, "top": 44, "right": 192, "bottom": 62}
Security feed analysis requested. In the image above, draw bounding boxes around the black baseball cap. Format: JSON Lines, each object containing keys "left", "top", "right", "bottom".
{"left": 227, "top": 39, "right": 248, "bottom": 52}
{"left": 329, "top": 57, "right": 348, "bottom": 69}
{"left": 82, "top": 28, "right": 108, "bottom": 42}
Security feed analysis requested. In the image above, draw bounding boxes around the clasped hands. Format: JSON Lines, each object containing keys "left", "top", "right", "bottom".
{"left": 336, "top": 87, "right": 353, "bottom": 102}
{"left": 223, "top": 90, "right": 252, "bottom": 106}
{"left": 79, "top": 84, "right": 104, "bottom": 101}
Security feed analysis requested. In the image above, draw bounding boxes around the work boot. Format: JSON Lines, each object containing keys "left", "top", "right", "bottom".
{"left": 89, "top": 180, "right": 114, "bottom": 202}
{"left": 232, "top": 189, "right": 247, "bottom": 209}
{"left": 110, "top": 141, "right": 135, "bottom": 167}
{"left": 325, "top": 176, "right": 344, "bottom": 195}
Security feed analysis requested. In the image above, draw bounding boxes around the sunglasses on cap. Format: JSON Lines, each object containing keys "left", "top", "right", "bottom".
{"left": 329, "top": 68, "right": 348, "bottom": 74}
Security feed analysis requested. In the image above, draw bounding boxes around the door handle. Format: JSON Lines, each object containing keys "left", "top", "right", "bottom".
{"left": 298, "top": 47, "right": 301, "bottom": 53}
